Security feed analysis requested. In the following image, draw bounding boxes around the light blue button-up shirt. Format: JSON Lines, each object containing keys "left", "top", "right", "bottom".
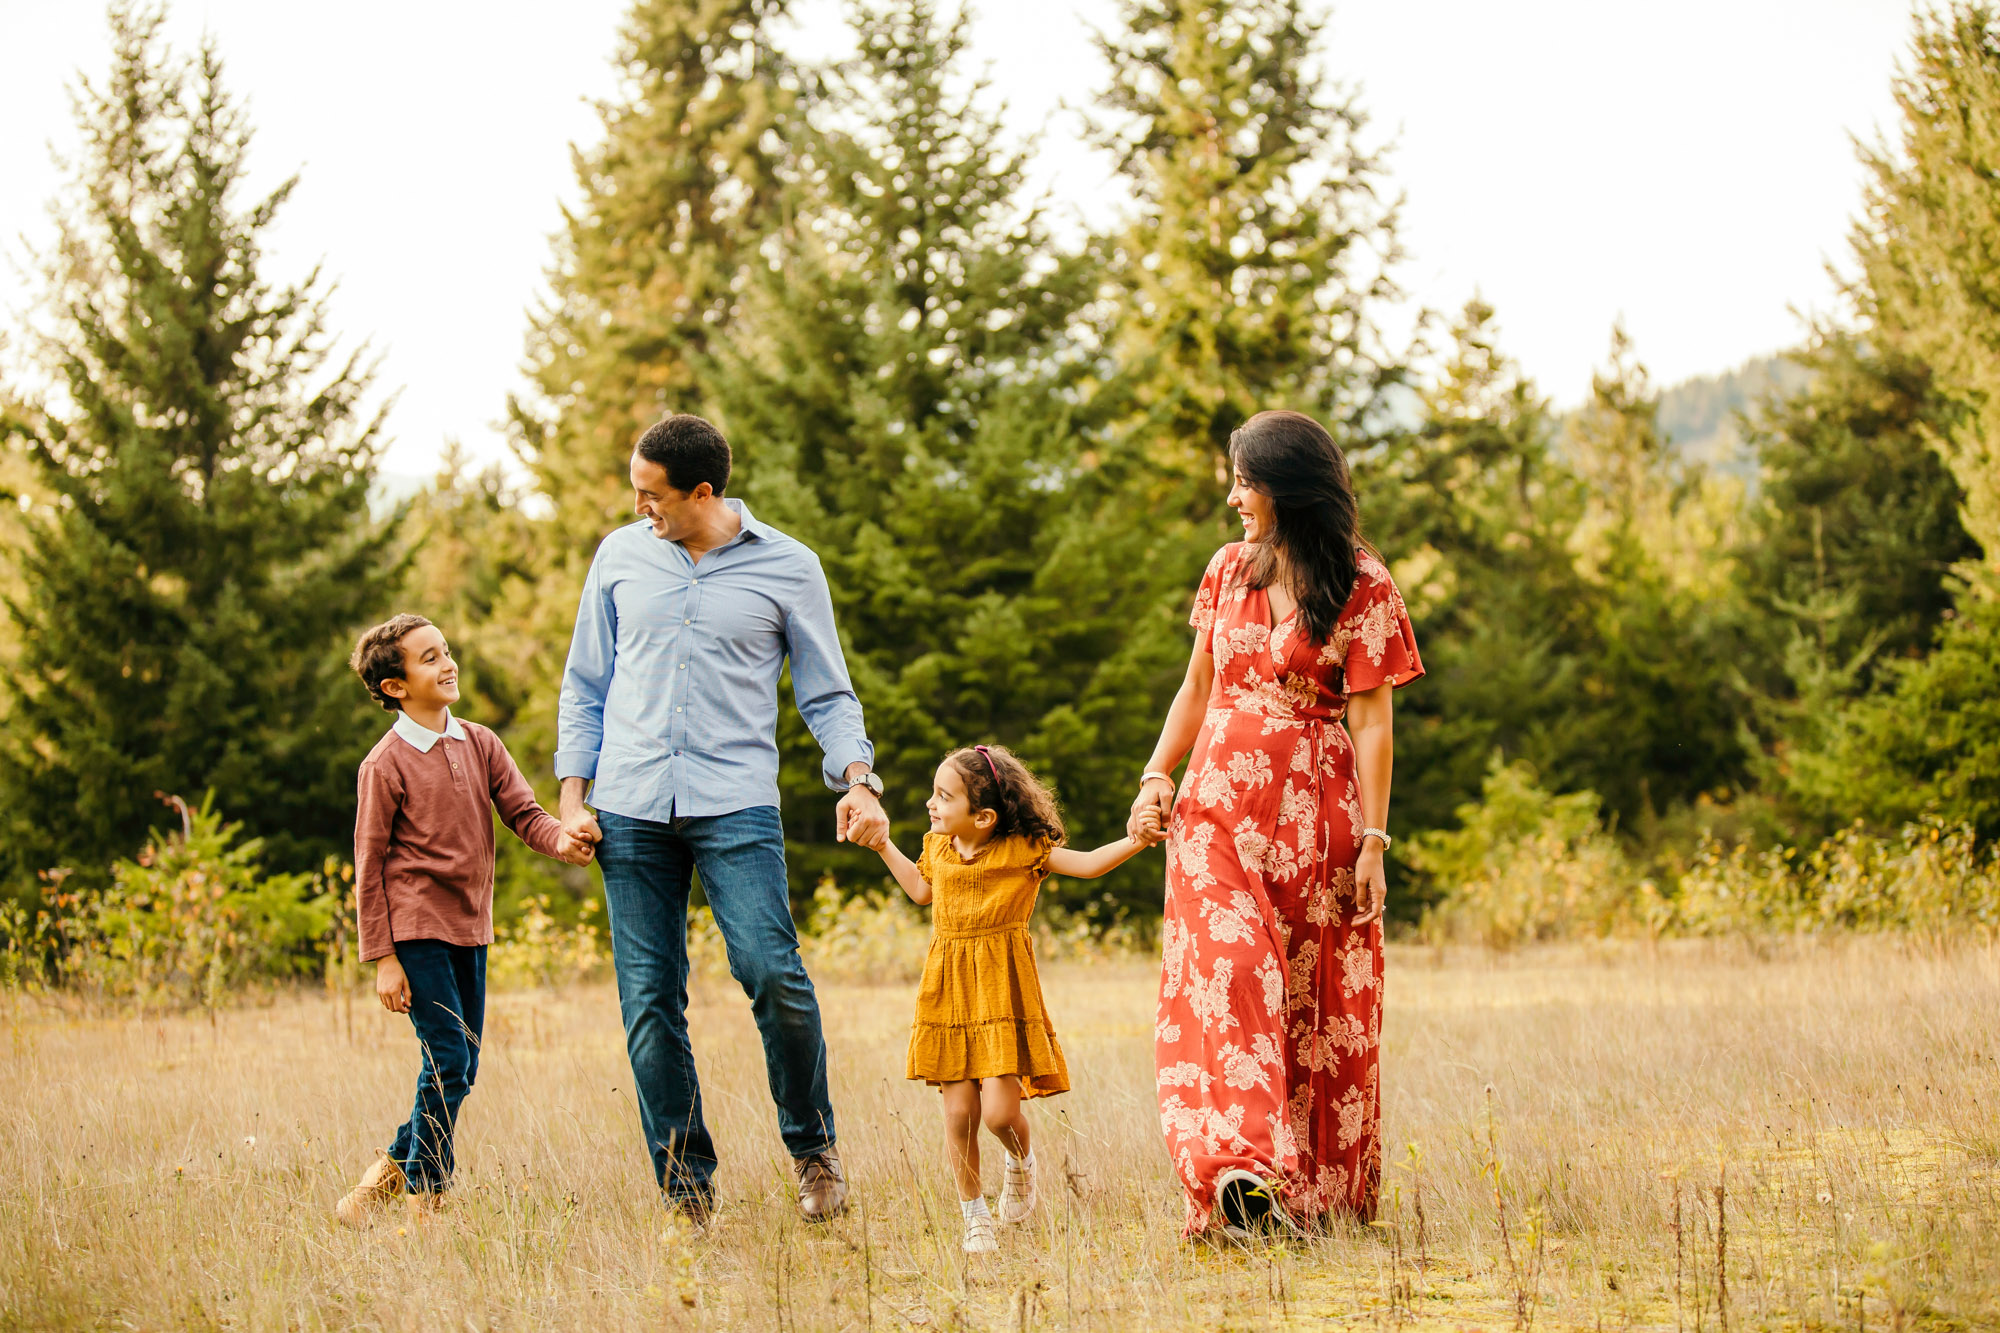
{"left": 555, "top": 500, "right": 874, "bottom": 821}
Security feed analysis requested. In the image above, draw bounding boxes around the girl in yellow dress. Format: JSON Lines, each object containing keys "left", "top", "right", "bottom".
{"left": 855, "top": 744, "right": 1161, "bottom": 1253}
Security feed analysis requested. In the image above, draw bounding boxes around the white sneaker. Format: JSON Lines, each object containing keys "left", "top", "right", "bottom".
{"left": 962, "top": 1212, "right": 998, "bottom": 1253}
{"left": 998, "top": 1155, "right": 1037, "bottom": 1224}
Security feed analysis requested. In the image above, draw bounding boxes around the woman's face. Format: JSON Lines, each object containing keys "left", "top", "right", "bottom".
{"left": 1228, "top": 466, "right": 1277, "bottom": 545}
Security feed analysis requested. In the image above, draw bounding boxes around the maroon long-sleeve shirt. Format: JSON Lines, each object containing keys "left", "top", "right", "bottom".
{"left": 353, "top": 711, "right": 563, "bottom": 961}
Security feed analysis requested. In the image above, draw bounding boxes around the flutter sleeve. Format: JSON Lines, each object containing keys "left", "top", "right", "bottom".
{"left": 1188, "top": 545, "right": 1239, "bottom": 655}
{"left": 1340, "top": 552, "right": 1425, "bottom": 694}
{"left": 917, "top": 832, "right": 946, "bottom": 886}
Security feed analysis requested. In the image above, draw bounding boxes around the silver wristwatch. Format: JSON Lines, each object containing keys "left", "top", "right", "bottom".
{"left": 847, "top": 771, "right": 885, "bottom": 797}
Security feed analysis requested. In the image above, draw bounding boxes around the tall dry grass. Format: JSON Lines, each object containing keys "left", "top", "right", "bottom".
{"left": 4, "top": 938, "right": 1997, "bottom": 1329}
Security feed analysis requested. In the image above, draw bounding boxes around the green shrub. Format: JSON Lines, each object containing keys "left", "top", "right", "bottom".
{"left": 1676, "top": 818, "right": 2000, "bottom": 938}
{"left": 67, "top": 795, "right": 335, "bottom": 1011}
{"left": 1408, "top": 759, "right": 1655, "bottom": 948}
{"left": 490, "top": 894, "right": 609, "bottom": 990}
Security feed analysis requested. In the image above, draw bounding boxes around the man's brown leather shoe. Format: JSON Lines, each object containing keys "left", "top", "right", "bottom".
{"left": 794, "top": 1150, "right": 847, "bottom": 1223}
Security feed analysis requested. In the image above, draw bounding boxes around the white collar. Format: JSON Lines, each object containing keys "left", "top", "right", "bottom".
{"left": 392, "top": 709, "right": 466, "bottom": 753}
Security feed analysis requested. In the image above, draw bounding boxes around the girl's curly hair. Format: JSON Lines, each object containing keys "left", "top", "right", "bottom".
{"left": 946, "top": 744, "right": 1066, "bottom": 847}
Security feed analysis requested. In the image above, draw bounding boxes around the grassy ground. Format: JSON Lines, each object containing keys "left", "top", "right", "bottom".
{"left": 4, "top": 938, "right": 1998, "bottom": 1330}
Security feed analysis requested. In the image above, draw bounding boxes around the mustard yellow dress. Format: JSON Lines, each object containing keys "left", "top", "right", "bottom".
{"left": 906, "top": 832, "right": 1070, "bottom": 1098}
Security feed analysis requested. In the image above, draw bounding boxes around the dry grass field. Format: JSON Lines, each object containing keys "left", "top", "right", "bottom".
{"left": 4, "top": 938, "right": 1998, "bottom": 1330}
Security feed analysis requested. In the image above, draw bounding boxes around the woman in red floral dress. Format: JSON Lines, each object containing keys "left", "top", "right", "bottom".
{"left": 1129, "top": 410, "right": 1423, "bottom": 1238}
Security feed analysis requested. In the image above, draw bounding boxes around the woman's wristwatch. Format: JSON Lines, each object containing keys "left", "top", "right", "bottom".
{"left": 1360, "top": 826, "right": 1392, "bottom": 850}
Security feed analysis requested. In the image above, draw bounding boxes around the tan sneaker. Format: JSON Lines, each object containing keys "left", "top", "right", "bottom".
{"left": 334, "top": 1151, "right": 405, "bottom": 1229}
{"left": 793, "top": 1150, "right": 848, "bottom": 1223}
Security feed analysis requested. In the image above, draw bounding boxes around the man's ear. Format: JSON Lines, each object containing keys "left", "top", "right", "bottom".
{"left": 690, "top": 482, "right": 714, "bottom": 502}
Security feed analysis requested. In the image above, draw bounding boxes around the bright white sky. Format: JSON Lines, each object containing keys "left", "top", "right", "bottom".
{"left": 1, "top": 1, "right": 1911, "bottom": 481}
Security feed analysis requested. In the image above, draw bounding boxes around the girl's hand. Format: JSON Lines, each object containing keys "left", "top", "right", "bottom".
{"left": 1133, "top": 805, "right": 1165, "bottom": 847}
{"left": 375, "top": 954, "right": 411, "bottom": 1014}
{"left": 1352, "top": 844, "right": 1387, "bottom": 926}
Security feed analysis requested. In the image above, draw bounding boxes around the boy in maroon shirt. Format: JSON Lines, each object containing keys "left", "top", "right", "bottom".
{"left": 334, "top": 613, "right": 594, "bottom": 1227}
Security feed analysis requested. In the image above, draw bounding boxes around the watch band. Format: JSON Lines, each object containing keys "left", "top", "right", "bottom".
{"left": 1360, "top": 826, "right": 1391, "bottom": 850}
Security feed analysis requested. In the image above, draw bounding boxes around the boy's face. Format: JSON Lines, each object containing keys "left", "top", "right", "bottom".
{"left": 382, "top": 624, "right": 459, "bottom": 713}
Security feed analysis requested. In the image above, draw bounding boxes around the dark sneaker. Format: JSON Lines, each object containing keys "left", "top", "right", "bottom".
{"left": 1215, "top": 1167, "right": 1294, "bottom": 1240}
{"left": 794, "top": 1150, "right": 848, "bottom": 1223}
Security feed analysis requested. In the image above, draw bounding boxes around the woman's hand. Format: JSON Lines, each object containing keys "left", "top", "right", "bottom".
{"left": 1352, "top": 842, "right": 1387, "bottom": 926}
{"left": 1128, "top": 777, "right": 1174, "bottom": 843}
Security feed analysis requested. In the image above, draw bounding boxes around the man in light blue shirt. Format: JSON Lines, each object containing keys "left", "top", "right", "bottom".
{"left": 556, "top": 413, "right": 888, "bottom": 1226}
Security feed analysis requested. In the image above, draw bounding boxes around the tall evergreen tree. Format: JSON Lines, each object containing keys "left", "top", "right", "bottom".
{"left": 1743, "top": 333, "right": 1974, "bottom": 687}
{"left": 1094, "top": 0, "right": 1402, "bottom": 484}
{"left": 704, "top": 0, "right": 1185, "bottom": 912}
{"left": 0, "top": 4, "right": 397, "bottom": 889}
{"left": 500, "top": 0, "right": 797, "bottom": 768}
{"left": 1853, "top": 1, "right": 2000, "bottom": 578}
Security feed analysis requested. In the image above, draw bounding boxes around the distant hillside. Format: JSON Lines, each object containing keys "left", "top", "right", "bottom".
{"left": 1655, "top": 353, "right": 1812, "bottom": 477}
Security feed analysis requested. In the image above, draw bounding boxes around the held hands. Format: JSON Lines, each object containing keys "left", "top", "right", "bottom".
{"left": 375, "top": 954, "right": 412, "bottom": 1014}
{"left": 554, "top": 827, "right": 596, "bottom": 866}
{"left": 1127, "top": 777, "right": 1173, "bottom": 846}
{"left": 835, "top": 781, "right": 890, "bottom": 849}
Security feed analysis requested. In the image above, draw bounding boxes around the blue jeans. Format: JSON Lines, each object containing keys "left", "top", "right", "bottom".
{"left": 386, "top": 939, "right": 485, "bottom": 1193}
{"left": 596, "top": 805, "right": 835, "bottom": 1204}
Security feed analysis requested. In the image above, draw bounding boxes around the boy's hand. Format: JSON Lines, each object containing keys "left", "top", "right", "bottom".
{"left": 375, "top": 954, "right": 411, "bottom": 1014}
{"left": 1134, "top": 806, "right": 1166, "bottom": 847}
{"left": 555, "top": 828, "right": 596, "bottom": 866}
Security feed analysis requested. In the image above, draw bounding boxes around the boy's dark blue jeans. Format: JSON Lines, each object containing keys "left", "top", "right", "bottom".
{"left": 386, "top": 939, "right": 485, "bottom": 1194}
{"left": 595, "top": 805, "right": 835, "bottom": 1207}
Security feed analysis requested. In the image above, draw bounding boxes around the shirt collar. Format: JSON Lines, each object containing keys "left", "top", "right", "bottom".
{"left": 392, "top": 708, "right": 466, "bottom": 753}
{"left": 722, "top": 497, "right": 772, "bottom": 545}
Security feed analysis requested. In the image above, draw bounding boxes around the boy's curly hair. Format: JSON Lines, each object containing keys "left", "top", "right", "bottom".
{"left": 946, "top": 744, "right": 1066, "bottom": 847}
{"left": 349, "top": 613, "right": 433, "bottom": 713}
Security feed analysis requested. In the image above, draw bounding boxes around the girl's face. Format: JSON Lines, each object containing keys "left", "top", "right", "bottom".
{"left": 927, "top": 760, "right": 996, "bottom": 842}
{"left": 1227, "top": 466, "right": 1277, "bottom": 545}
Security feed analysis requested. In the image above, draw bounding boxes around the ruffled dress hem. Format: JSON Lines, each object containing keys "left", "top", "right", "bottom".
{"left": 907, "top": 1017, "right": 1070, "bottom": 1098}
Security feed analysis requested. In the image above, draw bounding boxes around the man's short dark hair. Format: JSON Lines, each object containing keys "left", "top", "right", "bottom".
{"left": 349, "top": 613, "right": 432, "bottom": 713}
{"left": 635, "top": 414, "right": 731, "bottom": 495}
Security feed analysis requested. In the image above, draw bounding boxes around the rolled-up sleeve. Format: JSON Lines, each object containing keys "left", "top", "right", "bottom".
{"left": 784, "top": 554, "right": 874, "bottom": 789}
{"left": 556, "top": 551, "right": 616, "bottom": 782}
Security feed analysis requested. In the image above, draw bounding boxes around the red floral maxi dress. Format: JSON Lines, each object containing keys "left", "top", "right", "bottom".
{"left": 1156, "top": 542, "right": 1423, "bottom": 1233}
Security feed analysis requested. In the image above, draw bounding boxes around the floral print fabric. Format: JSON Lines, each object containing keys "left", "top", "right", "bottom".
{"left": 1156, "top": 542, "right": 1423, "bottom": 1232}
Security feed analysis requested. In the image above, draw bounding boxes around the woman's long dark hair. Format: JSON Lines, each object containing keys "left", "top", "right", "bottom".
{"left": 1229, "top": 410, "right": 1365, "bottom": 644}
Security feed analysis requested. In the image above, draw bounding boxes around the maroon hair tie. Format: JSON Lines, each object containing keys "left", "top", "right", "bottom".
{"left": 973, "top": 744, "right": 1002, "bottom": 786}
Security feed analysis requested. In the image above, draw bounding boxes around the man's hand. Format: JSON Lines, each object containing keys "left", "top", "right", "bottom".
{"left": 558, "top": 776, "right": 603, "bottom": 849}
{"left": 835, "top": 764, "right": 889, "bottom": 847}
{"left": 376, "top": 954, "right": 411, "bottom": 1014}
{"left": 555, "top": 828, "right": 596, "bottom": 866}
{"left": 1352, "top": 843, "right": 1388, "bottom": 926}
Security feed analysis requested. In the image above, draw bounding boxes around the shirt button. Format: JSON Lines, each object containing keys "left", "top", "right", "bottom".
{"left": 676, "top": 706, "right": 683, "bottom": 713}
{"left": 679, "top": 663, "right": 686, "bottom": 670}
{"left": 683, "top": 618, "right": 690, "bottom": 625}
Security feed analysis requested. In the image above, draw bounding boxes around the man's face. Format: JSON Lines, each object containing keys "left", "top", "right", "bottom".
{"left": 631, "top": 453, "right": 708, "bottom": 541}
{"left": 383, "top": 624, "right": 459, "bottom": 713}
